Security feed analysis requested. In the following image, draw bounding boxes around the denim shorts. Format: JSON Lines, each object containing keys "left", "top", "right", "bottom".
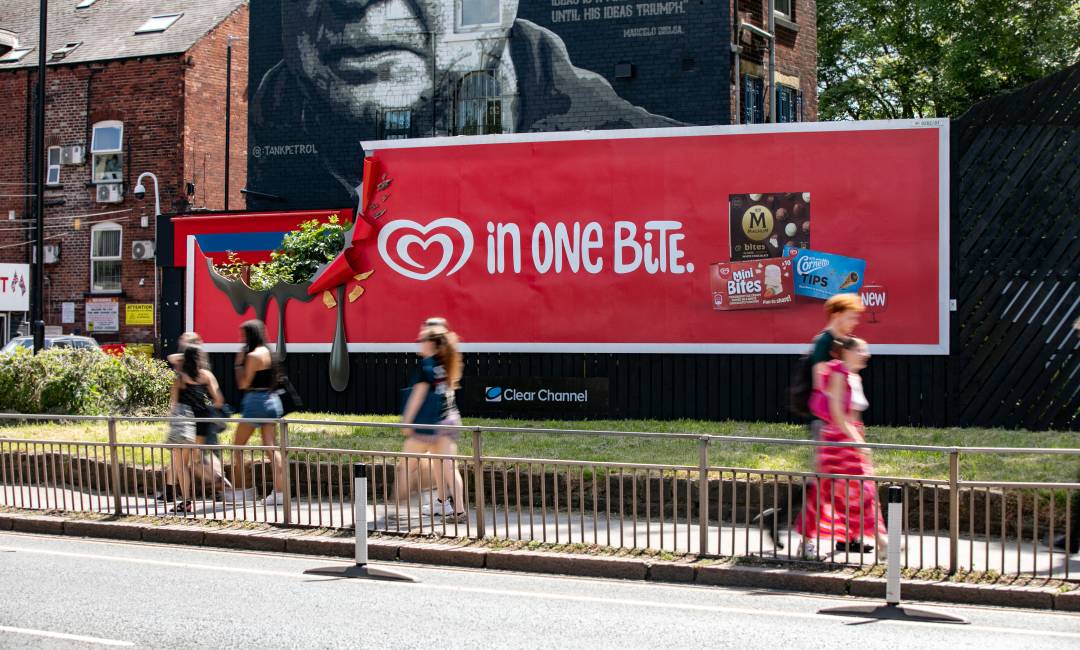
{"left": 242, "top": 390, "right": 283, "bottom": 420}
{"left": 411, "top": 412, "right": 462, "bottom": 440}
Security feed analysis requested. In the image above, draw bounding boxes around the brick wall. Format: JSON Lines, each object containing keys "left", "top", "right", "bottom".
{"left": 0, "top": 5, "right": 251, "bottom": 349}
{"left": 729, "top": 0, "right": 817, "bottom": 123}
{"left": 184, "top": 6, "right": 249, "bottom": 211}
{"left": 0, "top": 57, "right": 186, "bottom": 344}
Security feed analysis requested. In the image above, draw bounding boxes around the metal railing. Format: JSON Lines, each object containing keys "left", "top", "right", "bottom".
{"left": 0, "top": 413, "right": 1076, "bottom": 581}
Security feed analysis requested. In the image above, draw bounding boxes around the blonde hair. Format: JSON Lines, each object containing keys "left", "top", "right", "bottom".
{"left": 824, "top": 294, "right": 864, "bottom": 316}
{"left": 420, "top": 323, "right": 462, "bottom": 390}
{"left": 178, "top": 331, "right": 203, "bottom": 350}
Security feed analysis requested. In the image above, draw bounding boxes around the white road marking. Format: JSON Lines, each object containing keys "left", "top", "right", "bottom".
{"left": 3, "top": 541, "right": 1079, "bottom": 641}
{"left": 0, "top": 624, "right": 133, "bottom": 646}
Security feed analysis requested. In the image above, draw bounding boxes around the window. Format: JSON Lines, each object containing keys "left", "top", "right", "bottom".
{"left": 50, "top": 42, "right": 81, "bottom": 61}
{"left": 459, "top": 0, "right": 500, "bottom": 29}
{"left": 379, "top": 109, "right": 412, "bottom": 140}
{"left": 742, "top": 74, "right": 764, "bottom": 124}
{"left": 91, "top": 121, "right": 123, "bottom": 184}
{"left": 777, "top": 85, "right": 804, "bottom": 123}
{"left": 774, "top": 0, "right": 793, "bottom": 18}
{"left": 47, "top": 146, "right": 61, "bottom": 185}
{"left": 454, "top": 71, "right": 503, "bottom": 136}
{"left": 76, "top": 0, "right": 99, "bottom": 8}
{"left": 90, "top": 223, "right": 122, "bottom": 293}
{"left": 0, "top": 47, "right": 32, "bottom": 64}
{"left": 135, "top": 13, "right": 183, "bottom": 34}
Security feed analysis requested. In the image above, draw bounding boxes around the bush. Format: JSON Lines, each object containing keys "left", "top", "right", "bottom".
{"left": 0, "top": 348, "right": 173, "bottom": 416}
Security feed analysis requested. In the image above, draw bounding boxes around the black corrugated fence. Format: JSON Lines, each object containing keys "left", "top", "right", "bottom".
{"left": 206, "top": 64, "right": 1079, "bottom": 430}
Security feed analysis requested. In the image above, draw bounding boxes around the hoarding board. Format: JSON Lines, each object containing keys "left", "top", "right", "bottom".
{"left": 189, "top": 121, "right": 949, "bottom": 355}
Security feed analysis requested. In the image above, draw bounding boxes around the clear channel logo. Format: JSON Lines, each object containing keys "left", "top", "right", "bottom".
{"left": 484, "top": 386, "right": 589, "bottom": 404}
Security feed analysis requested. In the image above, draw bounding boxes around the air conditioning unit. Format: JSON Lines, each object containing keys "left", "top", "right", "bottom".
{"left": 60, "top": 145, "right": 84, "bottom": 165}
{"left": 131, "top": 240, "right": 155, "bottom": 260}
{"left": 96, "top": 183, "right": 122, "bottom": 204}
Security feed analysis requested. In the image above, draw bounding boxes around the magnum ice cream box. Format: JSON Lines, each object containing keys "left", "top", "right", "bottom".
{"left": 709, "top": 258, "right": 794, "bottom": 311}
{"left": 729, "top": 193, "right": 810, "bottom": 261}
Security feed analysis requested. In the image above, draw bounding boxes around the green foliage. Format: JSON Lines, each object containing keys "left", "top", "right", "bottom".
{"left": 213, "top": 216, "right": 349, "bottom": 290}
{"left": 270, "top": 216, "right": 349, "bottom": 284}
{"left": 0, "top": 348, "right": 173, "bottom": 416}
{"left": 818, "top": 0, "right": 1080, "bottom": 120}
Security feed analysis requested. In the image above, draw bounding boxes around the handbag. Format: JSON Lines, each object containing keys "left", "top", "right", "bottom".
{"left": 400, "top": 384, "right": 442, "bottom": 435}
{"left": 276, "top": 375, "right": 303, "bottom": 416}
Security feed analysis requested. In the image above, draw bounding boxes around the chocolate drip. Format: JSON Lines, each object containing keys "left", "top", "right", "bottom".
{"left": 207, "top": 258, "right": 271, "bottom": 320}
{"left": 270, "top": 281, "right": 315, "bottom": 360}
{"left": 206, "top": 258, "right": 316, "bottom": 360}
{"left": 329, "top": 285, "right": 349, "bottom": 392}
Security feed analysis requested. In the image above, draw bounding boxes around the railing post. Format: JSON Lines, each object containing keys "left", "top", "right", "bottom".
{"left": 279, "top": 419, "right": 292, "bottom": 526}
{"left": 948, "top": 450, "right": 960, "bottom": 575}
{"left": 107, "top": 417, "right": 122, "bottom": 516}
{"left": 472, "top": 428, "right": 486, "bottom": 538}
{"left": 698, "top": 436, "right": 709, "bottom": 556}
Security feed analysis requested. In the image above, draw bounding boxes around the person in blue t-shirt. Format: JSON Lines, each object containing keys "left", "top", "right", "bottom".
{"left": 395, "top": 321, "right": 467, "bottom": 522}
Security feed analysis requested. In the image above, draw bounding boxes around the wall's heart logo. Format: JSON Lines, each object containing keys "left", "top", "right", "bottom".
{"left": 377, "top": 218, "right": 474, "bottom": 281}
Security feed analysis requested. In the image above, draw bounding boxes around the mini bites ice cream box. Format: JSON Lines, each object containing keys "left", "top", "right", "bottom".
{"left": 710, "top": 258, "right": 794, "bottom": 311}
{"left": 729, "top": 193, "right": 811, "bottom": 261}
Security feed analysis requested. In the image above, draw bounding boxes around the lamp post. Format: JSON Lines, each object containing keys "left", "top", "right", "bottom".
{"left": 30, "top": 0, "right": 48, "bottom": 353}
{"left": 133, "top": 172, "right": 160, "bottom": 351}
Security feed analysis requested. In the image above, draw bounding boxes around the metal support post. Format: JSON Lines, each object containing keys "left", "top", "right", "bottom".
{"left": 107, "top": 417, "right": 122, "bottom": 516}
{"left": 698, "top": 437, "right": 709, "bottom": 556}
{"left": 948, "top": 450, "right": 960, "bottom": 575}
{"left": 304, "top": 463, "right": 417, "bottom": 582}
{"left": 279, "top": 419, "right": 292, "bottom": 525}
{"left": 819, "top": 485, "right": 967, "bottom": 624}
{"left": 472, "top": 428, "right": 486, "bottom": 538}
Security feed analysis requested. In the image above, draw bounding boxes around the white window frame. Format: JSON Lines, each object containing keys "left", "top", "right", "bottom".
{"left": 0, "top": 47, "right": 32, "bottom": 64}
{"left": 76, "top": 0, "right": 98, "bottom": 9}
{"left": 457, "top": 0, "right": 502, "bottom": 32}
{"left": 90, "top": 222, "right": 123, "bottom": 294}
{"left": 91, "top": 120, "right": 123, "bottom": 184}
{"left": 774, "top": 0, "right": 793, "bottom": 19}
{"left": 46, "top": 146, "right": 61, "bottom": 185}
{"left": 135, "top": 13, "right": 183, "bottom": 35}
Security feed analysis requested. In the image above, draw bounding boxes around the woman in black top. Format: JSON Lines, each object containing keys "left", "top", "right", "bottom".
{"left": 229, "top": 320, "right": 285, "bottom": 506}
{"left": 168, "top": 344, "right": 225, "bottom": 513}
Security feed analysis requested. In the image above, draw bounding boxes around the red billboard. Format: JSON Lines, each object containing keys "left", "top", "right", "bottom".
{"left": 187, "top": 121, "right": 949, "bottom": 355}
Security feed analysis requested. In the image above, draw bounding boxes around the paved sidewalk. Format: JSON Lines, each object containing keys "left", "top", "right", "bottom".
{"left": 3, "top": 483, "right": 1077, "bottom": 578}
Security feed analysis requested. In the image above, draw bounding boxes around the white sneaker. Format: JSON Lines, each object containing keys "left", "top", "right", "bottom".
{"left": 263, "top": 491, "right": 285, "bottom": 506}
{"left": 421, "top": 499, "right": 454, "bottom": 516}
{"left": 798, "top": 540, "right": 817, "bottom": 560}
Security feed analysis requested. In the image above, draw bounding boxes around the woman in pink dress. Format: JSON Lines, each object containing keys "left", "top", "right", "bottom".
{"left": 795, "top": 336, "right": 887, "bottom": 559}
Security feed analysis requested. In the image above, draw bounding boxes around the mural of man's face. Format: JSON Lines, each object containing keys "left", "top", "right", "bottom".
{"left": 283, "top": 0, "right": 519, "bottom": 121}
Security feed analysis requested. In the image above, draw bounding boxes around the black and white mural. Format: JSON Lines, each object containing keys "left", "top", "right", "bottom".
{"left": 248, "top": 1, "right": 727, "bottom": 209}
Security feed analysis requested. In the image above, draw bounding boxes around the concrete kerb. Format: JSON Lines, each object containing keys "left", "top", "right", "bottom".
{"left": 1, "top": 510, "right": 1076, "bottom": 611}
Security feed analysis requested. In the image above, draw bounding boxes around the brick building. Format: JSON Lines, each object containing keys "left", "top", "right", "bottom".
{"left": 244, "top": 0, "right": 817, "bottom": 211}
{"left": 0, "top": 0, "right": 248, "bottom": 348}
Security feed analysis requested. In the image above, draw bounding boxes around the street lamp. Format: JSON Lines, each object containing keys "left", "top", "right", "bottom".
{"left": 133, "top": 171, "right": 160, "bottom": 352}
{"left": 133, "top": 172, "right": 160, "bottom": 217}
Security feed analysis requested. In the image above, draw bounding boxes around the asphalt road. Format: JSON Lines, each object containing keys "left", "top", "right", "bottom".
{"left": 0, "top": 532, "right": 1078, "bottom": 649}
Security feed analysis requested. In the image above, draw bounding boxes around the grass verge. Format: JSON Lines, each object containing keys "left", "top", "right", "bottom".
{"left": 0, "top": 413, "right": 1076, "bottom": 482}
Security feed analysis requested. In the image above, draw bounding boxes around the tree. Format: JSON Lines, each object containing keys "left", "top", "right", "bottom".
{"left": 818, "top": 0, "right": 1080, "bottom": 120}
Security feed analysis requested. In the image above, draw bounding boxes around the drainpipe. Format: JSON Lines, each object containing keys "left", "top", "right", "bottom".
{"left": 732, "top": 44, "right": 741, "bottom": 124}
{"left": 738, "top": 22, "right": 775, "bottom": 123}
{"left": 768, "top": 0, "right": 776, "bottom": 123}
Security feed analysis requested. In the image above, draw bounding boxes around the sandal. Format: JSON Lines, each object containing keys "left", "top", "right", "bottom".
{"left": 170, "top": 500, "right": 194, "bottom": 514}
